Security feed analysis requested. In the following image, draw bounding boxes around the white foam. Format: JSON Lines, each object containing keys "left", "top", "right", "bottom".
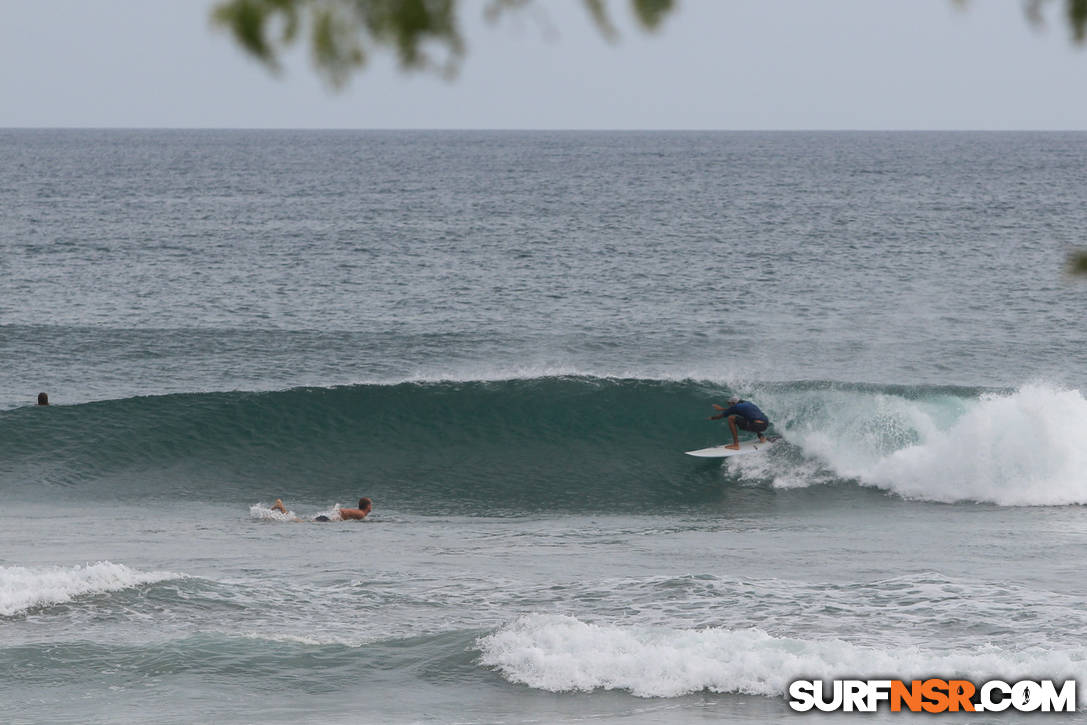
{"left": 249, "top": 502, "right": 343, "bottom": 521}
{"left": 866, "top": 385, "right": 1087, "bottom": 505}
{"left": 236, "top": 630, "right": 349, "bottom": 647}
{"left": 478, "top": 614, "right": 1087, "bottom": 699}
{"left": 776, "top": 384, "right": 1087, "bottom": 506}
{"left": 0, "top": 561, "right": 182, "bottom": 617}
{"left": 249, "top": 503, "right": 299, "bottom": 521}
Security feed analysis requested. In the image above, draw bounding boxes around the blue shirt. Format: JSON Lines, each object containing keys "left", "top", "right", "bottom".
{"left": 721, "top": 401, "right": 768, "bottom": 422}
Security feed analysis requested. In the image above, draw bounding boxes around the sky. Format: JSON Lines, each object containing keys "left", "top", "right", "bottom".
{"left": 2, "top": 0, "right": 1087, "bottom": 129}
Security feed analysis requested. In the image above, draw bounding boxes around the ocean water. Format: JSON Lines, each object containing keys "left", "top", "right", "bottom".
{"left": 2, "top": 129, "right": 1087, "bottom": 724}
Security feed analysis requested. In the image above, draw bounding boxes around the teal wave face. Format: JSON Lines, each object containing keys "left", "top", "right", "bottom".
{"left": 0, "top": 378, "right": 747, "bottom": 511}
{"left": 0, "top": 377, "right": 1000, "bottom": 512}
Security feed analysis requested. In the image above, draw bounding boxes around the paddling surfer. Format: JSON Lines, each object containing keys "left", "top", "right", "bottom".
{"left": 708, "top": 396, "right": 770, "bottom": 450}
{"left": 332, "top": 498, "right": 372, "bottom": 521}
{"left": 271, "top": 497, "right": 372, "bottom": 521}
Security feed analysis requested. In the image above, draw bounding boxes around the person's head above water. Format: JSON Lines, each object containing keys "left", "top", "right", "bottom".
{"left": 727, "top": 395, "right": 740, "bottom": 404}
{"left": 37, "top": 392, "right": 49, "bottom": 406}
{"left": 326, "top": 497, "right": 372, "bottom": 521}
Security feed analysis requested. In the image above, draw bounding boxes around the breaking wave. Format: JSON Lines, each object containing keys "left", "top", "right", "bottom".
{"left": 2, "top": 377, "right": 1083, "bottom": 510}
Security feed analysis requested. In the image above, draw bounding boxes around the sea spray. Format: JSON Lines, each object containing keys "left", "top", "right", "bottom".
{"left": 774, "top": 384, "right": 1087, "bottom": 505}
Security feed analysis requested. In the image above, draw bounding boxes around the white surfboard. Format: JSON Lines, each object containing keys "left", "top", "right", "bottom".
{"left": 685, "top": 438, "right": 777, "bottom": 458}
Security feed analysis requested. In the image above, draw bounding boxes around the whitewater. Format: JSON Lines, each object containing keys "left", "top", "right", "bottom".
{"left": 5, "top": 377, "right": 1084, "bottom": 509}
{"left": 3, "top": 129, "right": 1087, "bottom": 724}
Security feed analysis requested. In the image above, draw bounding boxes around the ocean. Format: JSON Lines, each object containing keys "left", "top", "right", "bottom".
{"left": 2, "top": 129, "right": 1086, "bottom": 723}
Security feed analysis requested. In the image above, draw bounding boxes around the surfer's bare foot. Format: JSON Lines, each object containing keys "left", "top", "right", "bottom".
{"left": 724, "top": 443, "right": 740, "bottom": 450}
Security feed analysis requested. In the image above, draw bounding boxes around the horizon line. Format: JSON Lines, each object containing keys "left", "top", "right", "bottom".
{"left": 3, "top": 126, "right": 1087, "bottom": 133}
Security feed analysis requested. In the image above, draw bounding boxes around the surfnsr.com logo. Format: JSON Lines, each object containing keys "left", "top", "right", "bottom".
{"left": 788, "top": 679, "right": 1076, "bottom": 713}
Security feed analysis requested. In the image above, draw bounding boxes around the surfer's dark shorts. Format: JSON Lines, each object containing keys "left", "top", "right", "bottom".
{"left": 736, "top": 417, "right": 769, "bottom": 433}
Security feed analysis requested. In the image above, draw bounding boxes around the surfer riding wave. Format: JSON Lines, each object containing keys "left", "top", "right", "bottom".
{"left": 709, "top": 396, "right": 770, "bottom": 450}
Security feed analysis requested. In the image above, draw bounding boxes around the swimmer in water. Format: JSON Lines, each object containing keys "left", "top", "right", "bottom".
{"left": 271, "top": 497, "right": 372, "bottom": 522}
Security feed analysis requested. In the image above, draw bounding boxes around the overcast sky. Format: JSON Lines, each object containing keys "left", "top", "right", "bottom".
{"left": 2, "top": 0, "right": 1086, "bottom": 129}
